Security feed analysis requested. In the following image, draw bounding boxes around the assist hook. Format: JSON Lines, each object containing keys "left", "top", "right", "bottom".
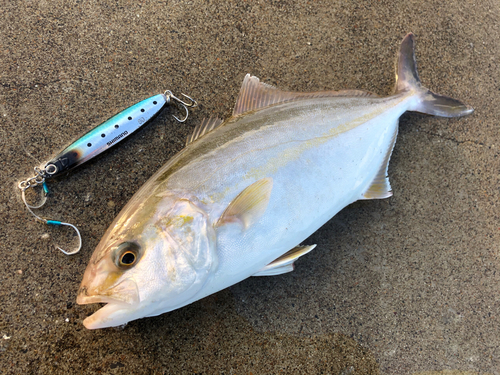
{"left": 164, "top": 90, "right": 198, "bottom": 123}
{"left": 19, "top": 172, "right": 81, "bottom": 255}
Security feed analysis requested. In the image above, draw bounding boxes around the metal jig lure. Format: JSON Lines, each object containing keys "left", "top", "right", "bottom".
{"left": 19, "top": 90, "right": 197, "bottom": 255}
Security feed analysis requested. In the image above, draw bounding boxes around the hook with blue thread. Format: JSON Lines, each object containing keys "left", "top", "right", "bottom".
{"left": 20, "top": 180, "right": 82, "bottom": 255}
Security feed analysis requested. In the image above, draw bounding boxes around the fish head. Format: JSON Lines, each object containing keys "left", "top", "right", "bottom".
{"left": 77, "top": 193, "right": 218, "bottom": 329}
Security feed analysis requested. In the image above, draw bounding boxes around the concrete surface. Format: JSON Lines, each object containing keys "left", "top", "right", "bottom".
{"left": 1, "top": 0, "right": 498, "bottom": 374}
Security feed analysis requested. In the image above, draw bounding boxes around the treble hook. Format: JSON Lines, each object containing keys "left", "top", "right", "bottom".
{"left": 21, "top": 185, "right": 82, "bottom": 255}
{"left": 164, "top": 90, "right": 198, "bottom": 123}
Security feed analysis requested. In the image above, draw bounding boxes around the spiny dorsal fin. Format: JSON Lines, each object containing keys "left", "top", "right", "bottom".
{"left": 232, "top": 74, "right": 379, "bottom": 116}
{"left": 186, "top": 117, "right": 224, "bottom": 146}
{"left": 252, "top": 244, "right": 317, "bottom": 276}
{"left": 361, "top": 125, "right": 398, "bottom": 200}
{"left": 216, "top": 177, "right": 273, "bottom": 230}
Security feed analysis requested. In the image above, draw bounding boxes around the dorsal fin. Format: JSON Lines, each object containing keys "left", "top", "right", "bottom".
{"left": 232, "top": 74, "right": 379, "bottom": 116}
{"left": 186, "top": 117, "right": 224, "bottom": 146}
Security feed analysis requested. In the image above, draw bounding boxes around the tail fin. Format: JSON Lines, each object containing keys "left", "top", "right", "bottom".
{"left": 395, "top": 33, "right": 473, "bottom": 118}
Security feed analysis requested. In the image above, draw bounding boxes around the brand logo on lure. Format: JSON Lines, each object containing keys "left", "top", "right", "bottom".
{"left": 107, "top": 131, "right": 129, "bottom": 147}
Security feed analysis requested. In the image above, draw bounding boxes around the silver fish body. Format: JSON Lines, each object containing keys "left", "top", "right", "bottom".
{"left": 77, "top": 34, "right": 473, "bottom": 329}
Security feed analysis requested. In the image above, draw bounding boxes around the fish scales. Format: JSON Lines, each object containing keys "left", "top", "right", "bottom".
{"left": 155, "top": 96, "right": 407, "bottom": 267}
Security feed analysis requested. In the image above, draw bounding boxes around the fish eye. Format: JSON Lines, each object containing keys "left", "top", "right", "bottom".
{"left": 114, "top": 242, "right": 141, "bottom": 269}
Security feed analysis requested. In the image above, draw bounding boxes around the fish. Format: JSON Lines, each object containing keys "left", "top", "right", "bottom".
{"left": 77, "top": 33, "right": 473, "bottom": 329}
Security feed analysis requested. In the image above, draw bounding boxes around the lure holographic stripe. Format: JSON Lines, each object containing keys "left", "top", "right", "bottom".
{"left": 44, "top": 94, "right": 168, "bottom": 178}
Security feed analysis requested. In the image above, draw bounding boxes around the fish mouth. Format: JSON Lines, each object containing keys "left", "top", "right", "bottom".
{"left": 77, "top": 299, "right": 130, "bottom": 330}
{"left": 77, "top": 279, "right": 140, "bottom": 329}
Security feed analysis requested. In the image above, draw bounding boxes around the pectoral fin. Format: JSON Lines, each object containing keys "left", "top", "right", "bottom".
{"left": 252, "top": 245, "right": 316, "bottom": 276}
{"left": 216, "top": 178, "right": 273, "bottom": 230}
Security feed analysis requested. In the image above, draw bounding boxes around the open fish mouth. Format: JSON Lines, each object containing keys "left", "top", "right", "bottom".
{"left": 79, "top": 301, "right": 130, "bottom": 329}
{"left": 76, "top": 280, "right": 140, "bottom": 329}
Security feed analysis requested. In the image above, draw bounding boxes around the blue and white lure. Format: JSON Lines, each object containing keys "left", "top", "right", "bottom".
{"left": 19, "top": 90, "right": 197, "bottom": 255}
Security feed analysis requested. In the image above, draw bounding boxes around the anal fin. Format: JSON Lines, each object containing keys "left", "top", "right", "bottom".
{"left": 252, "top": 245, "right": 316, "bottom": 277}
{"left": 361, "top": 123, "right": 398, "bottom": 200}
